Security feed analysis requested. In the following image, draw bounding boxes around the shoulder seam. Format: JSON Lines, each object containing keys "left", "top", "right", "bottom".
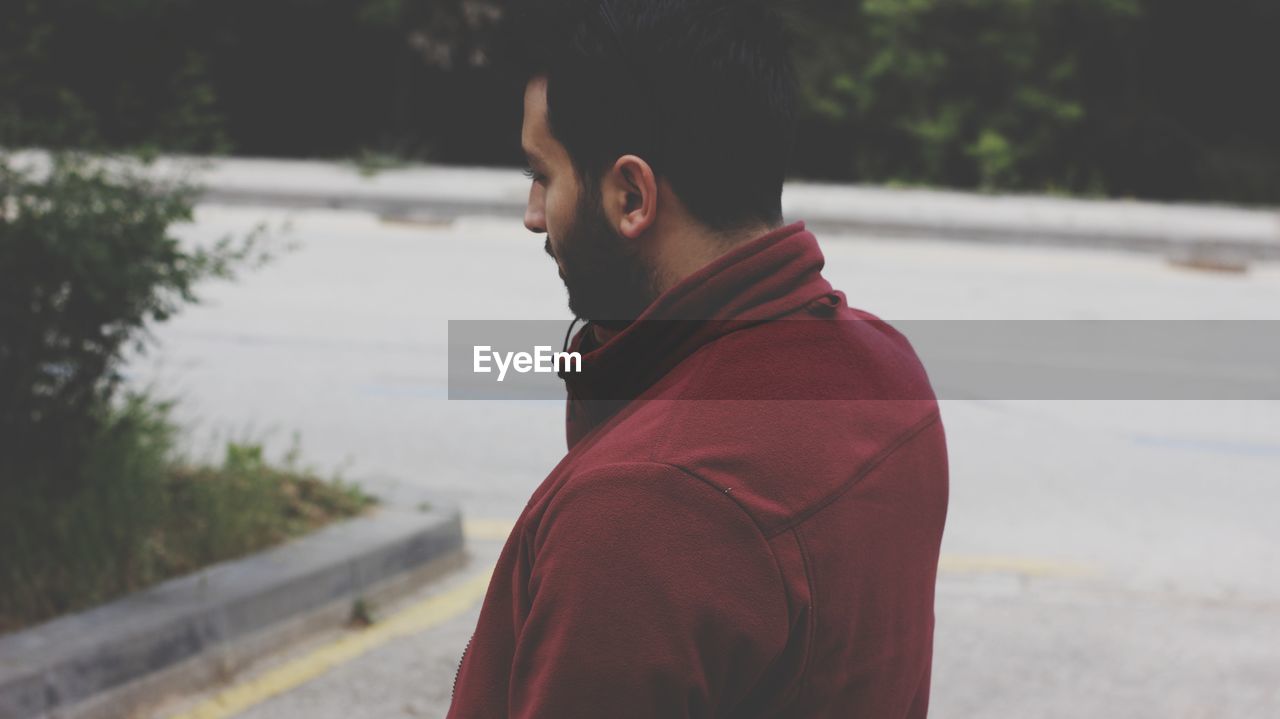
{"left": 766, "top": 409, "right": 942, "bottom": 539}
{"left": 659, "top": 461, "right": 773, "bottom": 553}
{"left": 559, "top": 460, "right": 778, "bottom": 552}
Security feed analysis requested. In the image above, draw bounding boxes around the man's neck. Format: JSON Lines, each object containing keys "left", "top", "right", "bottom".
{"left": 582, "top": 215, "right": 782, "bottom": 338}
{"left": 648, "top": 221, "right": 778, "bottom": 297}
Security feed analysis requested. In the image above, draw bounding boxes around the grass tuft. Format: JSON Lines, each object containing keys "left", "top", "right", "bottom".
{"left": 0, "top": 395, "right": 373, "bottom": 635}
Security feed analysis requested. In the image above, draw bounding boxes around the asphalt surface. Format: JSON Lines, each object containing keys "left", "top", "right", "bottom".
{"left": 135, "top": 206, "right": 1280, "bottom": 718}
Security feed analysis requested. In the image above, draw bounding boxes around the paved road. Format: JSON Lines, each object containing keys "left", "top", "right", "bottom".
{"left": 135, "top": 206, "right": 1280, "bottom": 718}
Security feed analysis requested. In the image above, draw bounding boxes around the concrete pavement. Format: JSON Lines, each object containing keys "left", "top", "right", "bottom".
{"left": 123, "top": 202, "right": 1280, "bottom": 718}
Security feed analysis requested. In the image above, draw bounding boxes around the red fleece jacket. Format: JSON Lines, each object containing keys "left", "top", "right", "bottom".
{"left": 448, "top": 222, "right": 949, "bottom": 718}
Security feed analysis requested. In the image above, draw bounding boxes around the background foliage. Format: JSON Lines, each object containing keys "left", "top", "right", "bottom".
{"left": 1, "top": 0, "right": 1277, "bottom": 204}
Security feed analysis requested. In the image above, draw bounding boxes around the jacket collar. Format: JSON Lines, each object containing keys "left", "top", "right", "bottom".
{"left": 561, "top": 221, "right": 833, "bottom": 448}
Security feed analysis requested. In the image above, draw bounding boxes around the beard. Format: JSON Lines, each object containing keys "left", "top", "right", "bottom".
{"left": 546, "top": 184, "right": 658, "bottom": 327}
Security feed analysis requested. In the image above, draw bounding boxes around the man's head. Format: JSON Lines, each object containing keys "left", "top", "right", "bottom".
{"left": 510, "top": 0, "right": 798, "bottom": 323}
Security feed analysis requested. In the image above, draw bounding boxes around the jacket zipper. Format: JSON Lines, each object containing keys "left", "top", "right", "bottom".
{"left": 452, "top": 634, "right": 473, "bottom": 699}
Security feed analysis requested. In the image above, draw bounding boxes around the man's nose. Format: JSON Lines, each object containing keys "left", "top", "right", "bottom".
{"left": 524, "top": 182, "right": 546, "bottom": 234}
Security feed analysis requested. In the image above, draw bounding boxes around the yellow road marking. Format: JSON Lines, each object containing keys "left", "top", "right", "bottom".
{"left": 461, "top": 518, "right": 1095, "bottom": 578}
{"left": 463, "top": 518, "right": 516, "bottom": 541}
{"left": 167, "top": 516, "right": 1091, "bottom": 719}
{"left": 167, "top": 568, "right": 493, "bottom": 719}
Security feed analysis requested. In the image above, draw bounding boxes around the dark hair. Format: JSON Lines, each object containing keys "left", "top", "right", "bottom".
{"left": 505, "top": 0, "right": 798, "bottom": 232}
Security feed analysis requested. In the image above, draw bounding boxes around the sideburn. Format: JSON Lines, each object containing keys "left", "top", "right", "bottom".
{"left": 559, "top": 179, "right": 660, "bottom": 327}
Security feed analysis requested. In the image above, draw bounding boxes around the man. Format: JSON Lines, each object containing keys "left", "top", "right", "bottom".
{"left": 448, "top": 1, "right": 948, "bottom": 716}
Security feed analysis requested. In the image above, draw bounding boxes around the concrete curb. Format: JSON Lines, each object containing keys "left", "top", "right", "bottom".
{"left": 201, "top": 180, "right": 1280, "bottom": 263}
{"left": 184, "top": 156, "right": 1280, "bottom": 262}
{"left": 8, "top": 151, "right": 1280, "bottom": 261}
{"left": 0, "top": 480, "right": 465, "bottom": 719}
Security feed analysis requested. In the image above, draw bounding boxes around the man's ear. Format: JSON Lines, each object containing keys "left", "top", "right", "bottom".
{"left": 603, "top": 154, "right": 658, "bottom": 240}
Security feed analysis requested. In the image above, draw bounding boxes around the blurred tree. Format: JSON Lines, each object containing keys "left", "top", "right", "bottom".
{"left": 0, "top": 0, "right": 229, "bottom": 152}
{"left": 350, "top": 0, "right": 514, "bottom": 163}
{"left": 783, "top": 0, "right": 1141, "bottom": 193}
{"left": 0, "top": 153, "right": 264, "bottom": 493}
{"left": 1082, "top": 0, "right": 1280, "bottom": 204}
{"left": 783, "top": 0, "right": 1279, "bottom": 202}
{"left": 358, "top": 0, "right": 503, "bottom": 70}
{"left": 0, "top": 0, "right": 1275, "bottom": 203}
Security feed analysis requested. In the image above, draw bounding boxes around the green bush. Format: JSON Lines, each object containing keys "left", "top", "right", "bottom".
{"left": 0, "top": 152, "right": 368, "bottom": 632}
{"left": 0, "top": 152, "right": 262, "bottom": 493}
